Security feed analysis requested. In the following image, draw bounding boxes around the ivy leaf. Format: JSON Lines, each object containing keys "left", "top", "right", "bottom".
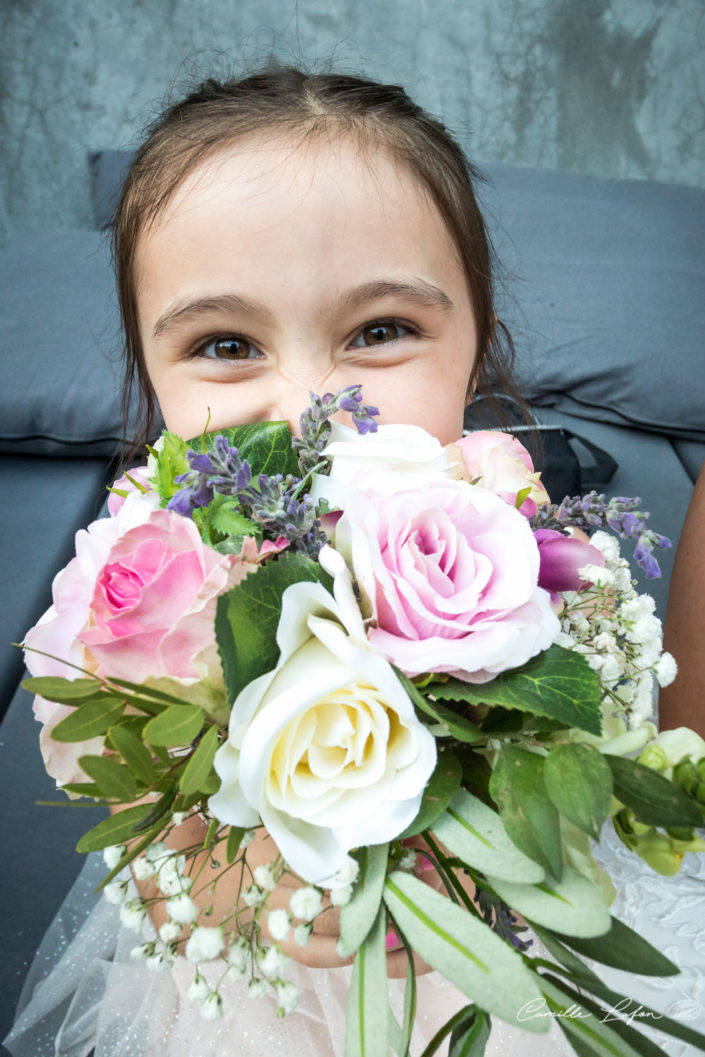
{"left": 193, "top": 421, "right": 299, "bottom": 478}
{"left": 179, "top": 725, "right": 220, "bottom": 797}
{"left": 398, "top": 750, "right": 462, "bottom": 838}
{"left": 606, "top": 755, "right": 704, "bottom": 828}
{"left": 339, "top": 844, "right": 389, "bottom": 958}
{"left": 51, "top": 697, "right": 126, "bottom": 742}
{"left": 543, "top": 743, "right": 613, "bottom": 839}
{"left": 143, "top": 704, "right": 204, "bottom": 747}
{"left": 77, "top": 754, "right": 139, "bottom": 801}
{"left": 216, "top": 552, "right": 331, "bottom": 703}
{"left": 432, "top": 646, "right": 603, "bottom": 736}
{"left": 489, "top": 745, "right": 563, "bottom": 879}
{"left": 76, "top": 804, "right": 153, "bottom": 852}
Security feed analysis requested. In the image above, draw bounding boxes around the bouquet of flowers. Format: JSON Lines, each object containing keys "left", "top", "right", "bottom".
{"left": 23, "top": 386, "right": 705, "bottom": 1056}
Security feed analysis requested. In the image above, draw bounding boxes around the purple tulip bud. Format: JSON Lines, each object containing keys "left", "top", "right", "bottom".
{"left": 534, "top": 529, "right": 605, "bottom": 594}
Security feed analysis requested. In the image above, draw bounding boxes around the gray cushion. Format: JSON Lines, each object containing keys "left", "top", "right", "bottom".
{"left": 484, "top": 165, "right": 705, "bottom": 441}
{"left": 0, "top": 231, "right": 134, "bottom": 456}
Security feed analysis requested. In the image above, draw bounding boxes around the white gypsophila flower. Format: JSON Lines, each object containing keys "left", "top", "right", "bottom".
{"left": 654, "top": 652, "right": 678, "bottom": 688}
{"left": 589, "top": 530, "right": 620, "bottom": 563}
{"left": 145, "top": 841, "right": 170, "bottom": 863}
{"left": 200, "top": 993, "right": 224, "bottom": 1021}
{"left": 294, "top": 923, "right": 312, "bottom": 948}
{"left": 267, "top": 909, "right": 291, "bottom": 942}
{"left": 240, "top": 829, "right": 255, "bottom": 849}
{"left": 186, "top": 926, "right": 224, "bottom": 964}
{"left": 593, "top": 632, "right": 617, "bottom": 653}
{"left": 103, "top": 880, "right": 128, "bottom": 905}
{"left": 275, "top": 981, "right": 301, "bottom": 1015}
{"left": 289, "top": 886, "right": 323, "bottom": 921}
{"left": 554, "top": 630, "right": 577, "bottom": 650}
{"left": 147, "top": 950, "right": 173, "bottom": 973}
{"left": 399, "top": 848, "right": 417, "bottom": 871}
{"left": 159, "top": 921, "right": 182, "bottom": 943}
{"left": 578, "top": 563, "right": 614, "bottom": 588}
{"left": 248, "top": 978, "right": 269, "bottom": 999}
{"left": 120, "top": 898, "right": 147, "bottom": 933}
{"left": 253, "top": 863, "right": 278, "bottom": 891}
{"left": 103, "top": 845, "right": 125, "bottom": 870}
{"left": 165, "top": 892, "right": 198, "bottom": 924}
{"left": 130, "top": 941, "right": 155, "bottom": 961}
{"left": 242, "top": 884, "right": 266, "bottom": 907}
{"left": 259, "top": 945, "right": 290, "bottom": 979}
{"left": 613, "top": 566, "right": 633, "bottom": 593}
{"left": 187, "top": 972, "right": 211, "bottom": 1003}
{"left": 225, "top": 962, "right": 247, "bottom": 983}
{"left": 226, "top": 936, "right": 249, "bottom": 971}
{"left": 334, "top": 858, "right": 360, "bottom": 887}
{"left": 330, "top": 885, "right": 353, "bottom": 907}
{"left": 172, "top": 811, "right": 188, "bottom": 825}
{"left": 132, "top": 857, "right": 156, "bottom": 882}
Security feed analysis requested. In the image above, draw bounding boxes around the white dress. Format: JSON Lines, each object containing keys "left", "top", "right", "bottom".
{"left": 4, "top": 826, "right": 704, "bottom": 1057}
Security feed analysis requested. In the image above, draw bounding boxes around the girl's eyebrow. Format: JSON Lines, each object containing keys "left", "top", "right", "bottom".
{"left": 152, "top": 278, "right": 454, "bottom": 338}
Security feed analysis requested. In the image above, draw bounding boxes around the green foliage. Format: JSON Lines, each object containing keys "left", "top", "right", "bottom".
{"left": 489, "top": 745, "right": 563, "bottom": 879}
{"left": 606, "top": 755, "right": 704, "bottom": 828}
{"left": 344, "top": 906, "right": 389, "bottom": 1057}
{"left": 432, "top": 646, "right": 603, "bottom": 736}
{"left": 78, "top": 754, "right": 139, "bottom": 801}
{"left": 76, "top": 804, "right": 154, "bottom": 852}
{"left": 51, "top": 697, "right": 126, "bottom": 742}
{"left": 216, "top": 551, "right": 331, "bottom": 703}
{"left": 143, "top": 704, "right": 205, "bottom": 747}
{"left": 107, "top": 723, "right": 158, "bottom": 787}
{"left": 544, "top": 743, "right": 613, "bottom": 839}
{"left": 193, "top": 421, "right": 299, "bottom": 479}
{"left": 448, "top": 1007, "right": 491, "bottom": 1057}
{"left": 399, "top": 750, "right": 463, "bottom": 838}
{"left": 179, "top": 725, "right": 220, "bottom": 797}
{"left": 225, "top": 826, "right": 247, "bottom": 864}
{"left": 398, "top": 672, "right": 483, "bottom": 743}
{"left": 339, "top": 844, "right": 389, "bottom": 958}
{"left": 152, "top": 430, "right": 189, "bottom": 503}
{"left": 537, "top": 917, "right": 679, "bottom": 977}
{"left": 22, "top": 676, "right": 105, "bottom": 703}
{"left": 486, "top": 866, "right": 611, "bottom": 938}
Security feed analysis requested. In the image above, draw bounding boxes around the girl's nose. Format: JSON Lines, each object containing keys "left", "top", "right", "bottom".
{"left": 264, "top": 363, "right": 337, "bottom": 436}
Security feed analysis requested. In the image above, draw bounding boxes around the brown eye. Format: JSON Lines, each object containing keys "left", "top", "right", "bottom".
{"left": 201, "top": 337, "right": 262, "bottom": 360}
{"left": 354, "top": 321, "right": 409, "bottom": 347}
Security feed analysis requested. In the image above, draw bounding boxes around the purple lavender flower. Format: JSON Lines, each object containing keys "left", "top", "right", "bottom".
{"left": 293, "top": 385, "right": 380, "bottom": 475}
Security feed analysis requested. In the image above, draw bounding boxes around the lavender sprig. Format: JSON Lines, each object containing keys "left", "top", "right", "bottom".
{"left": 532, "top": 492, "right": 671, "bottom": 578}
{"left": 293, "top": 385, "right": 380, "bottom": 476}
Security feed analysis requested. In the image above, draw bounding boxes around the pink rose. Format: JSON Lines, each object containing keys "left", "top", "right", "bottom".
{"left": 449, "top": 431, "right": 550, "bottom": 517}
{"left": 107, "top": 465, "right": 152, "bottom": 516}
{"left": 24, "top": 492, "right": 250, "bottom": 786}
{"left": 337, "top": 481, "right": 560, "bottom": 682}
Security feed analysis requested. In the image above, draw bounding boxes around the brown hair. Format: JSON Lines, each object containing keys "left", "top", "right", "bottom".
{"left": 114, "top": 64, "right": 524, "bottom": 454}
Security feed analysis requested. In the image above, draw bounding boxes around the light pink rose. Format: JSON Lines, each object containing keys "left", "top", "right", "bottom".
{"left": 337, "top": 481, "right": 560, "bottom": 682}
{"left": 24, "top": 491, "right": 250, "bottom": 787}
{"left": 449, "top": 431, "right": 550, "bottom": 517}
{"left": 107, "top": 465, "right": 151, "bottom": 516}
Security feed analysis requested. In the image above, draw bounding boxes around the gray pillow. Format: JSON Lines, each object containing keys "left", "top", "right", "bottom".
{"left": 0, "top": 231, "right": 133, "bottom": 455}
{"left": 483, "top": 164, "right": 705, "bottom": 441}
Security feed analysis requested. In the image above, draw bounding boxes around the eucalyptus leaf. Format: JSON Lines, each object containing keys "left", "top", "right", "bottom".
{"left": 383, "top": 872, "right": 547, "bottom": 1031}
{"left": 179, "top": 725, "right": 220, "bottom": 797}
{"left": 489, "top": 745, "right": 563, "bottom": 879}
{"left": 606, "top": 755, "right": 704, "bottom": 828}
{"left": 21, "top": 676, "right": 104, "bottom": 704}
{"left": 108, "top": 724, "right": 157, "bottom": 786}
{"left": 216, "top": 551, "right": 331, "bottom": 703}
{"left": 143, "top": 704, "right": 204, "bottom": 747}
{"left": 432, "top": 787, "right": 545, "bottom": 884}
{"left": 544, "top": 743, "right": 613, "bottom": 839}
{"left": 76, "top": 804, "right": 153, "bottom": 852}
{"left": 344, "top": 905, "right": 389, "bottom": 1057}
{"left": 432, "top": 646, "right": 603, "bottom": 736}
{"left": 77, "top": 755, "right": 139, "bottom": 801}
{"left": 399, "top": 750, "right": 462, "bottom": 839}
{"left": 51, "top": 698, "right": 125, "bottom": 742}
{"left": 339, "top": 844, "right": 389, "bottom": 958}
{"left": 485, "top": 866, "right": 611, "bottom": 938}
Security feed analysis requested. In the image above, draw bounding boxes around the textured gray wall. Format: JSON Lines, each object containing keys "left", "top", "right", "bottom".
{"left": 1, "top": 0, "right": 704, "bottom": 240}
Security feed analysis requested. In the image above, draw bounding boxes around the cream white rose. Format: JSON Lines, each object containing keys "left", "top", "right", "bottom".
{"left": 209, "top": 551, "right": 437, "bottom": 886}
{"left": 311, "top": 422, "right": 451, "bottom": 509}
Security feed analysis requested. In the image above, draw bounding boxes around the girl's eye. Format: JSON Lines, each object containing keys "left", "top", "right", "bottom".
{"left": 351, "top": 320, "right": 413, "bottom": 347}
{"left": 199, "top": 336, "right": 263, "bottom": 361}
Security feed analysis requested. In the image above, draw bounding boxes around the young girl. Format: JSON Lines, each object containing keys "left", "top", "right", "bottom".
{"left": 6, "top": 66, "right": 704, "bottom": 1057}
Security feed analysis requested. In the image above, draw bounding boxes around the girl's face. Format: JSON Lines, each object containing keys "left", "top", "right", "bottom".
{"left": 135, "top": 135, "right": 479, "bottom": 445}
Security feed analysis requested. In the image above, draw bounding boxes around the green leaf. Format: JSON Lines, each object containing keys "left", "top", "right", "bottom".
{"left": 396, "top": 672, "right": 483, "bottom": 743}
{"left": 76, "top": 804, "right": 153, "bottom": 852}
{"left": 449, "top": 1007, "right": 491, "bottom": 1057}
{"left": 486, "top": 865, "right": 611, "bottom": 938}
{"left": 344, "top": 905, "right": 389, "bottom": 1057}
{"left": 179, "top": 725, "right": 220, "bottom": 797}
{"left": 152, "top": 430, "right": 189, "bottom": 502}
{"left": 548, "top": 915, "right": 679, "bottom": 976}
{"left": 61, "top": 782, "right": 104, "bottom": 798}
{"left": 143, "top": 704, "right": 204, "bottom": 747}
{"left": 206, "top": 495, "right": 260, "bottom": 540}
{"left": 216, "top": 551, "right": 330, "bottom": 703}
{"left": 383, "top": 872, "right": 547, "bottom": 1032}
{"left": 489, "top": 745, "right": 563, "bottom": 879}
{"left": 339, "top": 844, "right": 389, "bottom": 958}
{"left": 107, "top": 724, "right": 158, "bottom": 786}
{"left": 226, "top": 826, "right": 246, "bottom": 864}
{"left": 51, "top": 697, "right": 126, "bottom": 742}
{"left": 399, "top": 750, "right": 462, "bottom": 839}
{"left": 21, "top": 676, "right": 104, "bottom": 703}
{"left": 77, "top": 755, "right": 139, "bottom": 801}
{"left": 432, "top": 787, "right": 545, "bottom": 884}
{"left": 108, "top": 678, "right": 190, "bottom": 707}
{"left": 192, "top": 421, "right": 299, "bottom": 479}
{"left": 433, "top": 646, "right": 603, "bottom": 736}
{"left": 95, "top": 818, "right": 169, "bottom": 890}
{"left": 544, "top": 743, "right": 613, "bottom": 839}
{"left": 606, "top": 755, "right": 704, "bottom": 828}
